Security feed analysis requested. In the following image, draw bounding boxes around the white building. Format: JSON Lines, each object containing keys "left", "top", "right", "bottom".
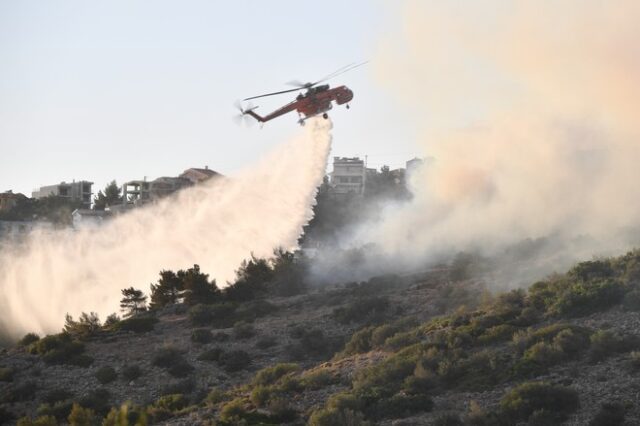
{"left": 330, "top": 157, "right": 365, "bottom": 196}
{"left": 32, "top": 181, "right": 93, "bottom": 208}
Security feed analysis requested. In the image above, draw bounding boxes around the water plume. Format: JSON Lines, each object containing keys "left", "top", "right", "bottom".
{"left": 0, "top": 118, "right": 332, "bottom": 336}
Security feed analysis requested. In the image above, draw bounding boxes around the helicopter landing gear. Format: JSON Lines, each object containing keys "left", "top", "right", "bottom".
{"left": 346, "top": 104, "right": 350, "bottom": 109}
{"left": 323, "top": 113, "right": 329, "bottom": 119}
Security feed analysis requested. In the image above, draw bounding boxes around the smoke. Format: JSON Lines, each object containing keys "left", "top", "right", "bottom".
{"left": 314, "top": 1, "right": 640, "bottom": 286}
{"left": 0, "top": 118, "right": 332, "bottom": 337}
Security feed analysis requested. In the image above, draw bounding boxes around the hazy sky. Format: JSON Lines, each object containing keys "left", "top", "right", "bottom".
{"left": 0, "top": 0, "right": 417, "bottom": 196}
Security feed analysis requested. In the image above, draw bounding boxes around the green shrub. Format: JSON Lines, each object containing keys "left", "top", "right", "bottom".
{"left": 28, "top": 333, "right": 87, "bottom": 366}
{"left": 371, "top": 393, "right": 434, "bottom": 419}
{"left": 78, "top": 388, "right": 111, "bottom": 417}
{"left": 219, "top": 398, "right": 247, "bottom": 422}
{"left": 188, "top": 303, "right": 236, "bottom": 327}
{"left": 499, "top": 382, "right": 579, "bottom": 423}
{"left": 153, "top": 394, "right": 188, "bottom": 412}
{"left": 0, "top": 367, "right": 14, "bottom": 382}
{"left": 19, "top": 333, "right": 40, "bottom": 347}
{"left": 160, "top": 378, "right": 195, "bottom": 396}
{"left": 16, "top": 415, "right": 57, "bottom": 426}
{"left": 168, "top": 361, "right": 194, "bottom": 378}
{"left": 1, "top": 381, "right": 37, "bottom": 403}
{"left": 589, "top": 402, "right": 626, "bottom": 426}
{"left": 548, "top": 279, "right": 625, "bottom": 317}
{"left": 250, "top": 385, "right": 272, "bottom": 407}
{"left": 235, "top": 299, "right": 278, "bottom": 321}
{"left": 37, "top": 400, "right": 74, "bottom": 421}
{"left": 205, "top": 388, "right": 228, "bottom": 405}
{"left": 589, "top": 330, "right": 639, "bottom": 362}
{"left": 308, "top": 407, "right": 368, "bottom": 426}
{"left": 341, "top": 327, "right": 374, "bottom": 356}
{"left": 253, "top": 363, "right": 300, "bottom": 386}
{"left": 233, "top": 321, "right": 255, "bottom": 339}
{"left": 198, "top": 347, "right": 224, "bottom": 362}
{"left": 152, "top": 347, "right": 184, "bottom": 368}
{"left": 67, "top": 403, "right": 95, "bottom": 426}
{"left": 95, "top": 366, "right": 117, "bottom": 384}
{"left": 432, "top": 413, "right": 463, "bottom": 426}
{"left": 111, "top": 316, "right": 158, "bottom": 333}
{"left": 477, "top": 324, "right": 518, "bottom": 345}
{"left": 552, "top": 328, "right": 590, "bottom": 357}
{"left": 384, "top": 330, "right": 420, "bottom": 351}
{"left": 43, "top": 388, "right": 73, "bottom": 405}
{"left": 256, "top": 335, "right": 278, "bottom": 349}
{"left": 220, "top": 350, "right": 251, "bottom": 372}
{"left": 622, "top": 290, "right": 640, "bottom": 311}
{"left": 121, "top": 364, "right": 142, "bottom": 381}
{"left": 333, "top": 296, "right": 389, "bottom": 324}
{"left": 300, "top": 369, "right": 336, "bottom": 390}
{"left": 514, "top": 342, "right": 564, "bottom": 377}
{"left": 371, "top": 324, "right": 399, "bottom": 347}
{"left": 190, "top": 328, "right": 213, "bottom": 344}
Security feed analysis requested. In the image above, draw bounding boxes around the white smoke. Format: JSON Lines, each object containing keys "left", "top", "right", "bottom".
{"left": 313, "top": 1, "right": 640, "bottom": 287}
{"left": 0, "top": 118, "right": 332, "bottom": 336}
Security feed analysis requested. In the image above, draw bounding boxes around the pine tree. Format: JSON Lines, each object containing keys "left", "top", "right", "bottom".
{"left": 120, "top": 287, "right": 147, "bottom": 318}
{"left": 182, "top": 265, "right": 220, "bottom": 305}
{"left": 150, "top": 270, "right": 185, "bottom": 309}
{"left": 93, "top": 180, "right": 123, "bottom": 210}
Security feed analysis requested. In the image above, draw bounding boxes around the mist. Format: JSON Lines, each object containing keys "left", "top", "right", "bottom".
{"left": 311, "top": 1, "right": 640, "bottom": 287}
{"left": 0, "top": 118, "right": 332, "bottom": 337}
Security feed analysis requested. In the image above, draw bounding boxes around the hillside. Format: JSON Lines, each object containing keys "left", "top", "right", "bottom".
{"left": 2, "top": 251, "right": 640, "bottom": 425}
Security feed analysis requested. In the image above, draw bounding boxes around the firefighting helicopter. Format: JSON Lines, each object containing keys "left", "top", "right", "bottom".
{"left": 235, "top": 62, "right": 366, "bottom": 126}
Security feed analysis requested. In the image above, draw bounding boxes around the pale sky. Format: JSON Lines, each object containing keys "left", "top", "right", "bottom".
{"left": 0, "top": 0, "right": 417, "bottom": 196}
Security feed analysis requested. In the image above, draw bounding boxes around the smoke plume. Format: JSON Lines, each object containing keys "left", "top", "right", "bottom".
{"left": 316, "top": 1, "right": 640, "bottom": 286}
{"left": 0, "top": 118, "right": 332, "bottom": 336}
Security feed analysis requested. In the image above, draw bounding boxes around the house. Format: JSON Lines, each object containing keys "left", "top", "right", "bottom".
{"left": 179, "top": 166, "right": 220, "bottom": 184}
{"left": 123, "top": 176, "right": 192, "bottom": 205}
{"left": 32, "top": 180, "right": 93, "bottom": 208}
{"left": 330, "top": 157, "right": 366, "bottom": 196}
{"left": 0, "top": 191, "right": 28, "bottom": 212}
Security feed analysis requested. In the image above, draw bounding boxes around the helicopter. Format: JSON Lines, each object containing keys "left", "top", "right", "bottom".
{"left": 235, "top": 62, "right": 366, "bottom": 126}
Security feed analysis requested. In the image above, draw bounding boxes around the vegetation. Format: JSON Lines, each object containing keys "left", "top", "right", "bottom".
{"left": 120, "top": 287, "right": 148, "bottom": 318}
{"left": 95, "top": 366, "right": 117, "bottom": 384}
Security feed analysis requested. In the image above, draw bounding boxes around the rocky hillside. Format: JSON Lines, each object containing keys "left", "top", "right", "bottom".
{"left": 2, "top": 251, "right": 640, "bottom": 425}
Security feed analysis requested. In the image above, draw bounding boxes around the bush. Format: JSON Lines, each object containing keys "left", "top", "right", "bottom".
{"left": 191, "top": 328, "right": 213, "bottom": 344}
{"left": 514, "top": 342, "right": 564, "bottom": 377}
{"left": 250, "top": 385, "right": 271, "bottom": 407}
{"left": 548, "top": 279, "right": 625, "bottom": 317}
{"left": 121, "top": 364, "right": 142, "bottom": 381}
{"left": 384, "top": 330, "right": 420, "bottom": 351}
{"left": 0, "top": 367, "right": 14, "bottom": 382}
{"left": 333, "top": 296, "right": 389, "bottom": 324}
{"left": 256, "top": 335, "right": 278, "bottom": 349}
{"left": 300, "top": 369, "right": 336, "bottom": 390}
{"left": 499, "top": 382, "right": 579, "bottom": 423}
{"left": 220, "top": 350, "right": 251, "bottom": 372}
{"left": 16, "top": 415, "right": 57, "bottom": 426}
{"left": 43, "top": 388, "right": 73, "bottom": 405}
{"left": 1, "top": 381, "right": 37, "bottom": 403}
{"left": 589, "top": 330, "right": 639, "bottom": 362}
{"left": 477, "top": 324, "right": 518, "bottom": 345}
{"left": 341, "top": 327, "right": 374, "bottom": 356}
{"left": 95, "top": 366, "right": 117, "bottom": 384}
{"left": 111, "top": 316, "right": 157, "bottom": 333}
{"left": 233, "top": 321, "right": 256, "bottom": 339}
{"left": 168, "top": 361, "right": 194, "bottom": 378}
{"left": 19, "top": 333, "right": 40, "bottom": 347}
{"left": 198, "top": 347, "right": 224, "bottom": 362}
{"left": 188, "top": 303, "right": 236, "bottom": 327}
{"left": 622, "top": 290, "right": 640, "bottom": 311}
{"left": 371, "top": 393, "right": 434, "bottom": 419}
{"left": 219, "top": 398, "right": 248, "bottom": 423}
{"left": 153, "top": 394, "right": 188, "bottom": 412}
{"left": 78, "top": 388, "right": 111, "bottom": 417}
{"left": 432, "top": 413, "right": 464, "bottom": 426}
{"left": 589, "top": 402, "right": 626, "bottom": 426}
{"left": 160, "top": 378, "right": 195, "bottom": 396}
{"left": 152, "top": 347, "right": 184, "bottom": 368}
{"left": 28, "top": 333, "right": 87, "bottom": 366}
{"left": 253, "top": 363, "right": 300, "bottom": 386}
{"left": 629, "top": 351, "right": 640, "bottom": 370}
{"left": 37, "top": 400, "right": 74, "bottom": 421}
{"left": 67, "top": 403, "right": 95, "bottom": 426}
{"left": 205, "top": 388, "right": 228, "bottom": 405}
